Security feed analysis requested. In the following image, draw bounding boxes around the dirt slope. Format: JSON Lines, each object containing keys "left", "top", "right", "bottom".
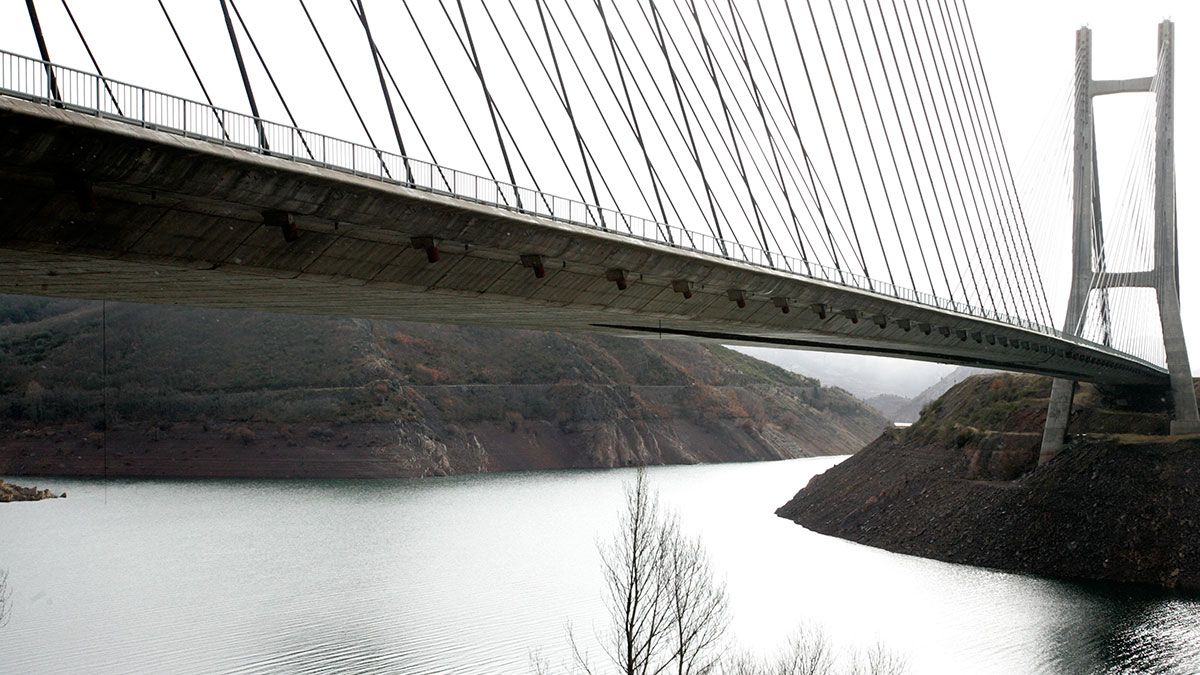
{"left": 778, "top": 373, "right": 1200, "bottom": 591}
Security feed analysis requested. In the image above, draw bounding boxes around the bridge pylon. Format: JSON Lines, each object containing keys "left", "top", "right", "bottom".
{"left": 1041, "top": 21, "right": 1200, "bottom": 464}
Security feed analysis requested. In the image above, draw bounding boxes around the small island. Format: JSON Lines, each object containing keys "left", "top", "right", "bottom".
{"left": 0, "top": 479, "right": 62, "bottom": 502}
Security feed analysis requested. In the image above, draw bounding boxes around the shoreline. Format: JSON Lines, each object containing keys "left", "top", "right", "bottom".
{"left": 777, "top": 374, "right": 1200, "bottom": 593}
{"left": 1, "top": 453, "right": 846, "bottom": 488}
{"left": 0, "top": 415, "right": 869, "bottom": 480}
{"left": 0, "top": 478, "right": 62, "bottom": 502}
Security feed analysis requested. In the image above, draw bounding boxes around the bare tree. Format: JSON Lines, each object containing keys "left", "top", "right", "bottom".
{"left": 0, "top": 569, "right": 11, "bottom": 630}
{"left": 718, "top": 627, "right": 834, "bottom": 675}
{"left": 780, "top": 627, "right": 834, "bottom": 675}
{"left": 848, "top": 642, "right": 907, "bottom": 675}
{"left": 664, "top": 526, "right": 729, "bottom": 675}
{"left": 529, "top": 647, "right": 554, "bottom": 675}
{"left": 595, "top": 470, "right": 674, "bottom": 675}
{"left": 581, "top": 470, "right": 729, "bottom": 675}
{"left": 559, "top": 473, "right": 903, "bottom": 675}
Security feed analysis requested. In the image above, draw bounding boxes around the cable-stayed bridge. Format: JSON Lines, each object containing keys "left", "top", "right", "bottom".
{"left": 0, "top": 0, "right": 1195, "bottom": 447}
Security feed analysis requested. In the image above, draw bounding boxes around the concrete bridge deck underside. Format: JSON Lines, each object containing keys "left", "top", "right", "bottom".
{"left": 0, "top": 96, "right": 1165, "bottom": 385}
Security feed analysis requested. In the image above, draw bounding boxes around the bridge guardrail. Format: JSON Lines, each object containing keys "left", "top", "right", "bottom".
{"left": 0, "top": 49, "right": 1156, "bottom": 368}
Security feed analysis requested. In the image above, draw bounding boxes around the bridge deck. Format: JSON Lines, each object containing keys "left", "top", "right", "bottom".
{"left": 0, "top": 94, "right": 1166, "bottom": 385}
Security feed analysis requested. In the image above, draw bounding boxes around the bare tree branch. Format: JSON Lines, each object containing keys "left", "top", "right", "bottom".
{"left": 718, "top": 626, "right": 836, "bottom": 675}
{"left": 596, "top": 470, "right": 729, "bottom": 675}
{"left": 848, "top": 641, "right": 908, "bottom": 675}
{"left": 0, "top": 569, "right": 11, "bottom": 630}
{"left": 599, "top": 469, "right": 675, "bottom": 675}
{"left": 663, "top": 523, "right": 729, "bottom": 675}
{"left": 567, "top": 622, "right": 598, "bottom": 675}
{"left": 579, "top": 472, "right": 906, "bottom": 675}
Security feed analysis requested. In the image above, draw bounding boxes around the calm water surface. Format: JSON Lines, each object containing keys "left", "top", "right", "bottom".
{"left": 2, "top": 457, "right": 1199, "bottom": 673}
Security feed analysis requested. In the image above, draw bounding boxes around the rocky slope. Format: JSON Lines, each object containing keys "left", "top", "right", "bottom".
{"left": 0, "top": 296, "right": 887, "bottom": 478}
{"left": 0, "top": 478, "right": 61, "bottom": 502}
{"left": 778, "top": 373, "right": 1200, "bottom": 591}
{"left": 893, "top": 366, "right": 991, "bottom": 422}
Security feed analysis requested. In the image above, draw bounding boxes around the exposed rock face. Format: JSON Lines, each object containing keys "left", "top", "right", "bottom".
{"left": 0, "top": 479, "right": 60, "bottom": 502}
{"left": 390, "top": 418, "right": 488, "bottom": 477}
{"left": 777, "top": 373, "right": 1200, "bottom": 591}
{"left": 0, "top": 296, "right": 888, "bottom": 478}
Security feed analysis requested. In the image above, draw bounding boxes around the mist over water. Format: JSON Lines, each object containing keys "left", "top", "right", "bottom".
{"left": 2, "top": 458, "right": 1198, "bottom": 674}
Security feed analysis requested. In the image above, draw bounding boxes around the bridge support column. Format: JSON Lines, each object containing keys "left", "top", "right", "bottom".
{"left": 1152, "top": 22, "right": 1200, "bottom": 434}
{"left": 1039, "top": 27, "right": 1094, "bottom": 465}
{"left": 1160, "top": 285, "right": 1200, "bottom": 433}
{"left": 1040, "top": 379, "right": 1075, "bottom": 464}
{"left": 1041, "top": 21, "right": 1200, "bottom": 465}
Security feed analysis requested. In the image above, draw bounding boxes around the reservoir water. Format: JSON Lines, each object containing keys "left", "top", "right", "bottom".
{"left": 2, "top": 456, "right": 1199, "bottom": 673}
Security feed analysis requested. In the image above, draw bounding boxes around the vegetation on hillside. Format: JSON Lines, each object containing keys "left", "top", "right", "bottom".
{"left": 0, "top": 295, "right": 888, "bottom": 477}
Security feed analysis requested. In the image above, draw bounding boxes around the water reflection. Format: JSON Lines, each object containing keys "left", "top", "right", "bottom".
{"left": 1, "top": 459, "right": 1197, "bottom": 674}
{"left": 1036, "top": 583, "right": 1200, "bottom": 674}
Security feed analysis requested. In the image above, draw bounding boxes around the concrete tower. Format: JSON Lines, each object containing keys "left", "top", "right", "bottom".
{"left": 1040, "top": 21, "right": 1200, "bottom": 465}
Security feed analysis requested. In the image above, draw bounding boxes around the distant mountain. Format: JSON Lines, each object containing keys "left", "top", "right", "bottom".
{"left": 846, "top": 366, "right": 995, "bottom": 423}
{"left": 0, "top": 296, "right": 888, "bottom": 478}
{"left": 890, "top": 366, "right": 991, "bottom": 422}
{"left": 865, "top": 393, "right": 912, "bottom": 421}
{"left": 729, "top": 347, "right": 953, "bottom": 400}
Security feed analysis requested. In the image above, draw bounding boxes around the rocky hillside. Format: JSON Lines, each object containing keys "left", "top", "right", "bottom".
{"left": 0, "top": 296, "right": 887, "bottom": 478}
{"left": 0, "top": 478, "right": 61, "bottom": 502}
{"left": 863, "top": 393, "right": 911, "bottom": 422}
{"left": 778, "top": 373, "right": 1200, "bottom": 591}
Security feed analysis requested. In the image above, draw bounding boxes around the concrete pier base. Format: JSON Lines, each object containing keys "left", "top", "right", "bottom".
{"left": 1040, "top": 378, "right": 1075, "bottom": 464}
{"left": 1169, "top": 421, "right": 1200, "bottom": 435}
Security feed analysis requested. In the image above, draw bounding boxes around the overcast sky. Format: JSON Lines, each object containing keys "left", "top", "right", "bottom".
{"left": 0, "top": 0, "right": 1195, "bottom": 394}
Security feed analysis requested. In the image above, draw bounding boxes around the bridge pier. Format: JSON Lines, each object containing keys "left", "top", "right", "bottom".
{"left": 1039, "top": 379, "right": 1075, "bottom": 464}
{"left": 1041, "top": 21, "right": 1200, "bottom": 464}
{"left": 1160, "top": 285, "right": 1200, "bottom": 434}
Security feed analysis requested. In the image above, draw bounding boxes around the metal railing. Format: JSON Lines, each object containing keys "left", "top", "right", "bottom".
{"left": 0, "top": 49, "right": 1161, "bottom": 370}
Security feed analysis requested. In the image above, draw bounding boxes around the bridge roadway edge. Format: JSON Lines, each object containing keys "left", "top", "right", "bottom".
{"left": 0, "top": 95, "right": 1163, "bottom": 385}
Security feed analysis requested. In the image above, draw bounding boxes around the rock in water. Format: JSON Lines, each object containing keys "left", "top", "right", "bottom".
{"left": 0, "top": 479, "right": 60, "bottom": 502}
